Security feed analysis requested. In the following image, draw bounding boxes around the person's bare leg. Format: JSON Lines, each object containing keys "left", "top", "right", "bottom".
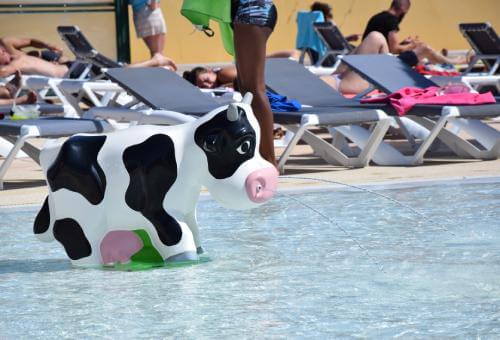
{"left": 0, "top": 70, "right": 22, "bottom": 99}
{"left": 354, "top": 31, "right": 390, "bottom": 54}
{"left": 0, "top": 91, "right": 36, "bottom": 105}
{"left": 10, "top": 55, "right": 68, "bottom": 77}
{"left": 129, "top": 53, "right": 177, "bottom": 71}
{"left": 143, "top": 33, "right": 165, "bottom": 57}
{"left": 334, "top": 31, "right": 389, "bottom": 74}
{"left": 234, "top": 23, "right": 276, "bottom": 166}
{"left": 413, "top": 42, "right": 466, "bottom": 65}
{"left": 337, "top": 32, "right": 389, "bottom": 94}
{"left": 0, "top": 86, "right": 11, "bottom": 99}
{"left": 320, "top": 75, "right": 338, "bottom": 90}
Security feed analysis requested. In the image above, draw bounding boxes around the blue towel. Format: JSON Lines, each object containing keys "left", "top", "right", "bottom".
{"left": 267, "top": 90, "right": 301, "bottom": 112}
{"left": 296, "top": 11, "right": 327, "bottom": 56}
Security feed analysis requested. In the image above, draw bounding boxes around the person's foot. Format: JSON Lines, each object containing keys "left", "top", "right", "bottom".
{"left": 5, "top": 70, "right": 22, "bottom": 98}
{"left": 26, "top": 90, "right": 37, "bottom": 104}
{"left": 14, "top": 91, "right": 37, "bottom": 105}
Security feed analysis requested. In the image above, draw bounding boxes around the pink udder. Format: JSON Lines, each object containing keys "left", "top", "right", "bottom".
{"left": 100, "top": 230, "right": 143, "bottom": 265}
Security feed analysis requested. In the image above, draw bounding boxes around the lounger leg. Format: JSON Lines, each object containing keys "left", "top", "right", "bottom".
{"left": 277, "top": 124, "right": 307, "bottom": 174}
{"left": 300, "top": 128, "right": 351, "bottom": 166}
{"left": 411, "top": 116, "right": 500, "bottom": 159}
{"left": 2, "top": 136, "right": 41, "bottom": 164}
{"left": 409, "top": 110, "right": 457, "bottom": 165}
{"left": 354, "top": 118, "right": 392, "bottom": 167}
{"left": 329, "top": 129, "right": 359, "bottom": 157}
{"left": 83, "top": 84, "right": 107, "bottom": 107}
{"left": 48, "top": 79, "right": 79, "bottom": 117}
{"left": 0, "top": 134, "right": 31, "bottom": 190}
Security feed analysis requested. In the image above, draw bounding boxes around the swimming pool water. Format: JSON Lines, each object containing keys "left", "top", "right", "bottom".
{"left": 1, "top": 180, "right": 499, "bottom": 338}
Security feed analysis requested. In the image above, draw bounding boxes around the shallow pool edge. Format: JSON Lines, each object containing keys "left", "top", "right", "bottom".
{"left": 1, "top": 175, "right": 499, "bottom": 211}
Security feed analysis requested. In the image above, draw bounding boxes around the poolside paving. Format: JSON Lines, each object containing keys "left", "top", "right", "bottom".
{"left": 1, "top": 124, "right": 499, "bottom": 207}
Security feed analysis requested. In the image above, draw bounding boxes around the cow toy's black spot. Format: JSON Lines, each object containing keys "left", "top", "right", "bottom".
{"left": 47, "top": 135, "right": 107, "bottom": 205}
{"left": 53, "top": 218, "right": 92, "bottom": 260}
{"left": 34, "top": 196, "right": 50, "bottom": 234}
{"left": 123, "top": 134, "right": 182, "bottom": 246}
{"left": 194, "top": 107, "right": 256, "bottom": 179}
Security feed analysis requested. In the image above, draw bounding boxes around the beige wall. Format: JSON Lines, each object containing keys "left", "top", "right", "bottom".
{"left": 1, "top": 0, "right": 498, "bottom": 65}
{"left": 0, "top": 10, "right": 117, "bottom": 60}
{"left": 131, "top": 0, "right": 500, "bottom": 64}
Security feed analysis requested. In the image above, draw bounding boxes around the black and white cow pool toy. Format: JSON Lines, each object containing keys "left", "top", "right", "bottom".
{"left": 33, "top": 93, "right": 278, "bottom": 268}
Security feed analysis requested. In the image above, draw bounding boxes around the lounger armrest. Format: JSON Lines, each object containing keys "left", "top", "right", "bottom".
{"left": 448, "top": 104, "right": 500, "bottom": 118}
{"left": 84, "top": 107, "right": 143, "bottom": 121}
{"left": 84, "top": 107, "right": 196, "bottom": 125}
{"left": 302, "top": 109, "right": 387, "bottom": 126}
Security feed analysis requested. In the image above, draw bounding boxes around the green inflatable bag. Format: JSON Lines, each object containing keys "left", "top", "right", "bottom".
{"left": 181, "top": 0, "right": 234, "bottom": 56}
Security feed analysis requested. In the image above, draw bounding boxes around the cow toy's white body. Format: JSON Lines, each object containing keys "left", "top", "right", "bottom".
{"left": 34, "top": 95, "right": 278, "bottom": 267}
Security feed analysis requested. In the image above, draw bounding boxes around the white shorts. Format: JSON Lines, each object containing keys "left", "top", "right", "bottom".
{"left": 133, "top": 7, "right": 167, "bottom": 38}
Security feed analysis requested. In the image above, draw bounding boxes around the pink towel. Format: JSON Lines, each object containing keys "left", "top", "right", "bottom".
{"left": 361, "top": 86, "right": 496, "bottom": 116}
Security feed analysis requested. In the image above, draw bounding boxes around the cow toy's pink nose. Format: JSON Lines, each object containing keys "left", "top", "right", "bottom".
{"left": 245, "top": 167, "right": 279, "bottom": 203}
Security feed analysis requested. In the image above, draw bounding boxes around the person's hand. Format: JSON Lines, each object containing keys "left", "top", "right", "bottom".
{"left": 346, "top": 33, "right": 361, "bottom": 42}
{"left": 49, "top": 45, "right": 63, "bottom": 55}
{"left": 165, "top": 57, "right": 177, "bottom": 71}
{"left": 400, "top": 36, "right": 413, "bottom": 45}
{"left": 148, "top": 0, "right": 160, "bottom": 10}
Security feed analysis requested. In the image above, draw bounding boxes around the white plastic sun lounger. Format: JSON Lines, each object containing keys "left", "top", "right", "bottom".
{"left": 83, "top": 67, "right": 390, "bottom": 172}
{"left": 459, "top": 22, "right": 500, "bottom": 76}
{"left": 340, "top": 54, "right": 500, "bottom": 162}
{"left": 0, "top": 117, "right": 112, "bottom": 189}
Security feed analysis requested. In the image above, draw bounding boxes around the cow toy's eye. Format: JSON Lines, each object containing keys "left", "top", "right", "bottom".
{"left": 203, "top": 135, "right": 218, "bottom": 153}
{"left": 236, "top": 140, "right": 252, "bottom": 155}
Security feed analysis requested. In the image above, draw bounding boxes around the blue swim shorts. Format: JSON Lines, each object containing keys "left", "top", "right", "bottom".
{"left": 232, "top": 0, "right": 277, "bottom": 30}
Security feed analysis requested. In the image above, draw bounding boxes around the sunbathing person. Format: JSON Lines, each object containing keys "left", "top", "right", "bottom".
{"left": 183, "top": 65, "right": 237, "bottom": 89}
{"left": 311, "top": 2, "right": 360, "bottom": 43}
{"left": 0, "top": 36, "right": 177, "bottom": 79}
{"left": 362, "top": 0, "right": 466, "bottom": 66}
{"left": 320, "top": 29, "right": 462, "bottom": 94}
{"left": 182, "top": 50, "right": 300, "bottom": 89}
{"left": 0, "top": 70, "right": 37, "bottom": 106}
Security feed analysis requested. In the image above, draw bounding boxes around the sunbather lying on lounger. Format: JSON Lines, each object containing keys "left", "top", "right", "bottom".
{"left": 311, "top": 2, "right": 360, "bottom": 43}
{"left": 321, "top": 28, "right": 468, "bottom": 95}
{"left": 0, "top": 70, "right": 36, "bottom": 106}
{"left": 182, "top": 50, "right": 300, "bottom": 89}
{"left": 0, "top": 36, "right": 177, "bottom": 78}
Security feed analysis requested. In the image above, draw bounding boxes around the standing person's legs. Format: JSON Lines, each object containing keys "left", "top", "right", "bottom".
{"left": 143, "top": 34, "right": 165, "bottom": 57}
{"left": 133, "top": 7, "right": 167, "bottom": 57}
{"left": 233, "top": 23, "right": 276, "bottom": 165}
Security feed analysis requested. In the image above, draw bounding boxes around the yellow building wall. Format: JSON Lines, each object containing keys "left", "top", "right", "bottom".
{"left": 0, "top": 3, "right": 117, "bottom": 60}
{"left": 1, "top": 0, "right": 499, "bottom": 65}
{"left": 131, "top": 0, "right": 500, "bottom": 64}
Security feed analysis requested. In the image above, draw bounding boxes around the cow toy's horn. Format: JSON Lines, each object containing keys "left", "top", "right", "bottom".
{"left": 242, "top": 92, "right": 253, "bottom": 105}
{"left": 227, "top": 103, "right": 239, "bottom": 122}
